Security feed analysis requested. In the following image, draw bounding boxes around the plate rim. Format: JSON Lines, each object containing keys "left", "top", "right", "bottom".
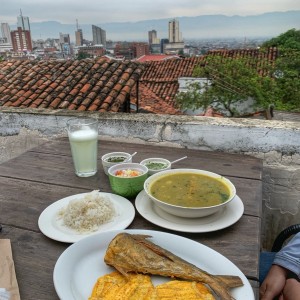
{"left": 135, "top": 190, "right": 244, "bottom": 233}
{"left": 53, "top": 229, "right": 254, "bottom": 300}
{"left": 38, "top": 191, "right": 135, "bottom": 243}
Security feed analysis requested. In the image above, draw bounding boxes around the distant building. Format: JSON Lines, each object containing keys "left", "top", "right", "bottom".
{"left": 92, "top": 25, "right": 106, "bottom": 47}
{"left": 11, "top": 27, "right": 33, "bottom": 52}
{"left": 166, "top": 19, "right": 184, "bottom": 54}
{"left": 148, "top": 29, "right": 161, "bottom": 54}
{"left": 1, "top": 23, "right": 12, "bottom": 44}
{"left": 134, "top": 43, "right": 150, "bottom": 58}
{"left": 59, "top": 33, "right": 71, "bottom": 55}
{"left": 160, "top": 38, "right": 169, "bottom": 54}
{"left": 10, "top": 13, "right": 33, "bottom": 52}
{"left": 0, "top": 38, "right": 13, "bottom": 54}
{"left": 148, "top": 30, "right": 160, "bottom": 45}
{"left": 75, "top": 29, "right": 83, "bottom": 46}
{"left": 168, "top": 19, "right": 182, "bottom": 43}
{"left": 114, "top": 42, "right": 149, "bottom": 60}
{"left": 17, "top": 14, "right": 30, "bottom": 31}
{"left": 150, "top": 43, "right": 161, "bottom": 54}
{"left": 114, "top": 42, "right": 134, "bottom": 60}
{"left": 77, "top": 45, "right": 105, "bottom": 57}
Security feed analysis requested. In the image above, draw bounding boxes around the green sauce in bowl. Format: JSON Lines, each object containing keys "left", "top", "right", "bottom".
{"left": 106, "top": 156, "right": 127, "bottom": 163}
{"left": 145, "top": 162, "right": 168, "bottom": 170}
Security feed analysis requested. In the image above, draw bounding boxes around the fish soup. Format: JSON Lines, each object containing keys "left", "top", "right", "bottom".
{"left": 149, "top": 172, "right": 230, "bottom": 208}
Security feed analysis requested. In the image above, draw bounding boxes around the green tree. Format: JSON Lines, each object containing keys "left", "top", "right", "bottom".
{"left": 77, "top": 52, "right": 91, "bottom": 60}
{"left": 175, "top": 29, "right": 300, "bottom": 116}
{"left": 261, "top": 29, "right": 300, "bottom": 111}
{"left": 175, "top": 55, "right": 278, "bottom": 117}
{"left": 262, "top": 28, "right": 300, "bottom": 50}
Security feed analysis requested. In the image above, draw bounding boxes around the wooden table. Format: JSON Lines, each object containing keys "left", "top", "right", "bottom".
{"left": 0, "top": 138, "right": 262, "bottom": 299}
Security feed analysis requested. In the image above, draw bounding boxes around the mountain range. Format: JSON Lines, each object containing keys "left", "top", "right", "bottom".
{"left": 11, "top": 10, "right": 300, "bottom": 42}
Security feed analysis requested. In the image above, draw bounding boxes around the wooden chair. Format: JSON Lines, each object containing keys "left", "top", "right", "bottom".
{"left": 259, "top": 224, "right": 300, "bottom": 284}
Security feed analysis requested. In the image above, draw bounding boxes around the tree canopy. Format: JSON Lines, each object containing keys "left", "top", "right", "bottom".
{"left": 175, "top": 29, "right": 300, "bottom": 116}
{"left": 262, "top": 29, "right": 300, "bottom": 111}
{"left": 261, "top": 28, "right": 300, "bottom": 50}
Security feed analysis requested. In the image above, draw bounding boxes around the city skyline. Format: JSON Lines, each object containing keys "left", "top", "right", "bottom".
{"left": 1, "top": 0, "right": 300, "bottom": 25}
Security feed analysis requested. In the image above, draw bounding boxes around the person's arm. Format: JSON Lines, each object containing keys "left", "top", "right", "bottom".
{"left": 273, "top": 232, "right": 300, "bottom": 278}
{"left": 260, "top": 233, "right": 300, "bottom": 300}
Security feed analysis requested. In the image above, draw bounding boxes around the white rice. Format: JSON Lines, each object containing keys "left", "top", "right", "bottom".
{"left": 58, "top": 190, "right": 116, "bottom": 233}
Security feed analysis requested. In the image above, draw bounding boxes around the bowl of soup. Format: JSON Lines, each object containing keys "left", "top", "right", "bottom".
{"left": 143, "top": 169, "right": 236, "bottom": 218}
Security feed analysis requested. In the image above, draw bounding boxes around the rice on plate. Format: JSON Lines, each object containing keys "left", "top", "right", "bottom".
{"left": 57, "top": 190, "right": 116, "bottom": 233}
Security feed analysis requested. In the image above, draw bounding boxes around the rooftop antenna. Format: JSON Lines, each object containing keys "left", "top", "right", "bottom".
{"left": 76, "top": 19, "right": 79, "bottom": 30}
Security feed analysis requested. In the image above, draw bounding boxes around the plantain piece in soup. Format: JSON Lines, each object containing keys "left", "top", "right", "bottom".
{"left": 104, "top": 233, "right": 243, "bottom": 300}
{"left": 89, "top": 271, "right": 154, "bottom": 300}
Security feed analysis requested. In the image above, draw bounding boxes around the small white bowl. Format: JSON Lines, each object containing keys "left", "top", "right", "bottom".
{"left": 101, "top": 152, "right": 133, "bottom": 175}
{"left": 140, "top": 158, "right": 171, "bottom": 175}
{"left": 144, "top": 168, "right": 236, "bottom": 218}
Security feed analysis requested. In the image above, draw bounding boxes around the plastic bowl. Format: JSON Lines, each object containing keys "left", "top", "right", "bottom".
{"left": 108, "top": 163, "right": 148, "bottom": 198}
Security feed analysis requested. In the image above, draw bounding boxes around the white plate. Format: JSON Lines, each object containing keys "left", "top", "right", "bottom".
{"left": 135, "top": 190, "right": 244, "bottom": 233}
{"left": 53, "top": 229, "right": 254, "bottom": 300}
{"left": 38, "top": 192, "right": 135, "bottom": 243}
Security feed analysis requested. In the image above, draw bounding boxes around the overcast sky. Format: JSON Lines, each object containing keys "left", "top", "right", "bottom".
{"left": 1, "top": 0, "right": 300, "bottom": 25}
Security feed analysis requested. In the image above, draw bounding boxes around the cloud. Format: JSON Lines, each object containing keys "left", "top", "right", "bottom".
{"left": 1, "top": 0, "right": 300, "bottom": 25}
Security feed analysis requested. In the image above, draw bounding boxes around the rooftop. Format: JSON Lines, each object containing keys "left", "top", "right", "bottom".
{"left": 0, "top": 47, "right": 281, "bottom": 116}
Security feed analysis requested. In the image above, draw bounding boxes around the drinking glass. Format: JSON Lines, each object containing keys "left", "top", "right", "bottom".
{"left": 66, "top": 118, "right": 98, "bottom": 177}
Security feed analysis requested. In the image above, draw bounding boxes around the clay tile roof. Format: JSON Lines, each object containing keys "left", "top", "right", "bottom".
{"left": 131, "top": 83, "right": 182, "bottom": 115}
{"left": 137, "top": 56, "right": 206, "bottom": 106}
{"left": 136, "top": 54, "right": 181, "bottom": 62}
{"left": 0, "top": 47, "right": 278, "bottom": 116}
{"left": 0, "top": 58, "right": 145, "bottom": 112}
{"left": 206, "top": 47, "right": 278, "bottom": 76}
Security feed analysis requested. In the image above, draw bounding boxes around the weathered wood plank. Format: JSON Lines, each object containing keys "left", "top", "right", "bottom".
{"left": 1, "top": 226, "right": 64, "bottom": 300}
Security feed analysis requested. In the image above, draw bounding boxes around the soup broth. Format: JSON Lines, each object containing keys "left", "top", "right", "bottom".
{"left": 150, "top": 172, "right": 230, "bottom": 207}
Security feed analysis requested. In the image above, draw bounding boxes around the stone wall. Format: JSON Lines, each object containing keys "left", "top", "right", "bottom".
{"left": 1, "top": 107, "right": 300, "bottom": 249}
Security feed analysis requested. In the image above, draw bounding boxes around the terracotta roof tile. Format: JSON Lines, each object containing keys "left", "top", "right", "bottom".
{"left": 0, "top": 48, "right": 278, "bottom": 115}
{"left": 0, "top": 58, "right": 145, "bottom": 112}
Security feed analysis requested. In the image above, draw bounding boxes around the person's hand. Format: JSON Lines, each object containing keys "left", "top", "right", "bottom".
{"left": 259, "top": 265, "right": 289, "bottom": 300}
{"left": 278, "top": 278, "right": 300, "bottom": 300}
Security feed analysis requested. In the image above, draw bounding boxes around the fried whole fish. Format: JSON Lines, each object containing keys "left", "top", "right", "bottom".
{"left": 104, "top": 233, "right": 243, "bottom": 300}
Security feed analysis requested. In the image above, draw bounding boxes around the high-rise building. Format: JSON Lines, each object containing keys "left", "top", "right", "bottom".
{"left": 92, "top": 25, "right": 106, "bottom": 47}
{"left": 148, "top": 30, "right": 160, "bottom": 45}
{"left": 17, "top": 13, "right": 30, "bottom": 31}
{"left": 75, "top": 29, "right": 83, "bottom": 46}
{"left": 11, "top": 27, "right": 33, "bottom": 52}
{"left": 168, "top": 19, "right": 182, "bottom": 43}
{"left": 75, "top": 19, "right": 83, "bottom": 46}
{"left": 11, "top": 12, "right": 32, "bottom": 52}
{"left": 59, "top": 33, "right": 71, "bottom": 55}
{"left": 1, "top": 23, "right": 12, "bottom": 44}
{"left": 148, "top": 29, "right": 161, "bottom": 53}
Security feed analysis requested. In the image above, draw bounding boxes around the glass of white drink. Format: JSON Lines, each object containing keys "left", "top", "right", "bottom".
{"left": 66, "top": 118, "right": 98, "bottom": 177}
